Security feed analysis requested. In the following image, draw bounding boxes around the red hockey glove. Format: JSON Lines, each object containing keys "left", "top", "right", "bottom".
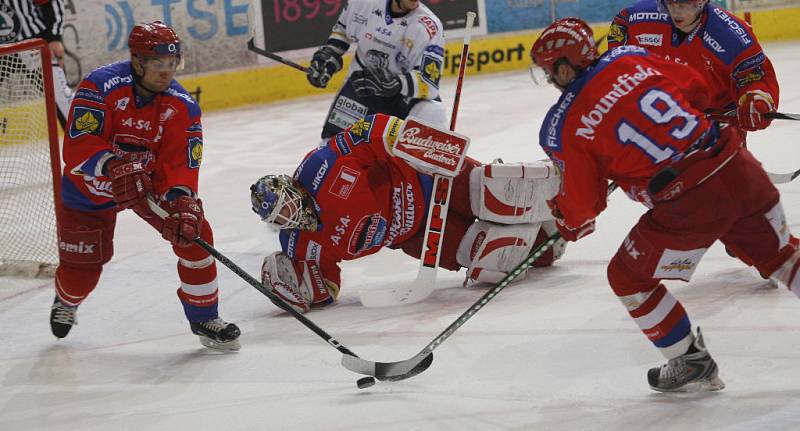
{"left": 160, "top": 196, "right": 204, "bottom": 248}
{"left": 554, "top": 218, "right": 596, "bottom": 242}
{"left": 106, "top": 157, "right": 152, "bottom": 209}
{"left": 547, "top": 199, "right": 596, "bottom": 242}
{"left": 737, "top": 90, "right": 775, "bottom": 131}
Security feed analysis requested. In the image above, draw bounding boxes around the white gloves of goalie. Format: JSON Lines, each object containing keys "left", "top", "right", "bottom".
{"left": 260, "top": 251, "right": 336, "bottom": 313}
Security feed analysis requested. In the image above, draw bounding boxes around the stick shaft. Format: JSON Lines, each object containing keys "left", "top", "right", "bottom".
{"left": 247, "top": 38, "right": 309, "bottom": 73}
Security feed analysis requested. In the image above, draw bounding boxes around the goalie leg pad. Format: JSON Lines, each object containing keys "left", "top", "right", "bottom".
{"left": 260, "top": 252, "right": 337, "bottom": 313}
{"left": 456, "top": 220, "right": 554, "bottom": 287}
{"left": 470, "top": 160, "right": 561, "bottom": 224}
{"left": 769, "top": 248, "right": 800, "bottom": 297}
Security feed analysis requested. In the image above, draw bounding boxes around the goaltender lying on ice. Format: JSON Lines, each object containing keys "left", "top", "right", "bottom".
{"left": 249, "top": 113, "right": 566, "bottom": 313}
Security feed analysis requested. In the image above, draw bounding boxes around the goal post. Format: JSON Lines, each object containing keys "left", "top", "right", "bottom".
{"left": 0, "top": 38, "right": 63, "bottom": 277}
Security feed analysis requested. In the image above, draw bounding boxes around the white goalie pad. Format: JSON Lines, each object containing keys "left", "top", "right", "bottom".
{"left": 456, "top": 220, "right": 541, "bottom": 287}
{"left": 470, "top": 160, "right": 561, "bottom": 224}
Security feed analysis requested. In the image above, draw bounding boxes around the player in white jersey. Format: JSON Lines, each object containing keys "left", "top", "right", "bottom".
{"left": 306, "top": 0, "right": 447, "bottom": 138}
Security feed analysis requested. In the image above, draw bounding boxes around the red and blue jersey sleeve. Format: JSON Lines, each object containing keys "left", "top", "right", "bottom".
{"left": 702, "top": 6, "right": 779, "bottom": 110}
{"left": 60, "top": 67, "right": 120, "bottom": 211}
{"left": 607, "top": 0, "right": 672, "bottom": 51}
{"left": 607, "top": 7, "right": 630, "bottom": 50}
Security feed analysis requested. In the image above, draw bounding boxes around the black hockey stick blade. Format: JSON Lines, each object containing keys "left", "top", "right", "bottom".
{"left": 341, "top": 352, "right": 434, "bottom": 382}
{"left": 766, "top": 112, "right": 800, "bottom": 121}
{"left": 246, "top": 38, "right": 309, "bottom": 73}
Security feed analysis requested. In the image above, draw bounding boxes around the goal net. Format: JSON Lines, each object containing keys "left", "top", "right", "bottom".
{"left": 0, "top": 39, "right": 62, "bottom": 278}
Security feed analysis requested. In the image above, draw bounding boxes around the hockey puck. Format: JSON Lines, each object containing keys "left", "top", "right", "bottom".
{"left": 356, "top": 376, "right": 376, "bottom": 389}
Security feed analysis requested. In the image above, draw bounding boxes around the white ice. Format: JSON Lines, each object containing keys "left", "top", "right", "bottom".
{"left": 2, "top": 42, "right": 800, "bottom": 431}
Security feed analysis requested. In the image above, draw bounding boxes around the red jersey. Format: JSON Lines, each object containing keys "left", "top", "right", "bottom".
{"left": 538, "top": 46, "right": 719, "bottom": 228}
{"left": 608, "top": 0, "right": 779, "bottom": 113}
{"left": 61, "top": 60, "right": 203, "bottom": 211}
{"left": 279, "top": 114, "right": 432, "bottom": 289}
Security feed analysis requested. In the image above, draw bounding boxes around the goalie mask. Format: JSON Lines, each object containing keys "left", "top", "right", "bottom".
{"left": 250, "top": 175, "right": 319, "bottom": 231}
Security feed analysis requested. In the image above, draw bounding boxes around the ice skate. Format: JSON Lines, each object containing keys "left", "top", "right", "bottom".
{"left": 647, "top": 328, "right": 725, "bottom": 392}
{"left": 50, "top": 297, "right": 77, "bottom": 339}
{"left": 190, "top": 318, "right": 241, "bottom": 351}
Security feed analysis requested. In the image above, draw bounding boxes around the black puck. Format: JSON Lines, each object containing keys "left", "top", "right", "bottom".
{"left": 356, "top": 376, "right": 376, "bottom": 389}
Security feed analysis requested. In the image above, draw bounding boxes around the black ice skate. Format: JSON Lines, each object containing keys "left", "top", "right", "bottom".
{"left": 190, "top": 318, "right": 241, "bottom": 351}
{"left": 647, "top": 328, "right": 725, "bottom": 392}
{"left": 50, "top": 297, "right": 77, "bottom": 339}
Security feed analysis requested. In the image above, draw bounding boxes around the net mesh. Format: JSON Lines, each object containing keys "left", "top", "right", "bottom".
{"left": 0, "top": 44, "right": 58, "bottom": 277}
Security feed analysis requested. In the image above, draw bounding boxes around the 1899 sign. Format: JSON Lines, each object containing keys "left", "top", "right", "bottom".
{"left": 260, "top": 0, "right": 480, "bottom": 52}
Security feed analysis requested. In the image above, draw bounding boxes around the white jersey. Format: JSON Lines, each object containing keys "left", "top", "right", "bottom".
{"left": 328, "top": 0, "right": 444, "bottom": 101}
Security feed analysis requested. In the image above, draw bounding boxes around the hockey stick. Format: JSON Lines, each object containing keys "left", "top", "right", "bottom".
{"left": 344, "top": 229, "right": 564, "bottom": 380}
{"left": 246, "top": 38, "right": 309, "bottom": 73}
{"left": 710, "top": 110, "right": 800, "bottom": 122}
{"left": 767, "top": 169, "right": 800, "bottom": 185}
{"left": 707, "top": 110, "right": 800, "bottom": 184}
{"left": 144, "top": 199, "right": 379, "bottom": 374}
{"left": 766, "top": 112, "right": 800, "bottom": 121}
{"left": 345, "top": 183, "right": 619, "bottom": 381}
{"left": 358, "top": 11, "right": 478, "bottom": 308}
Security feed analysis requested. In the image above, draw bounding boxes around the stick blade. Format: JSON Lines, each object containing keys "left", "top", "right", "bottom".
{"left": 767, "top": 168, "right": 800, "bottom": 184}
{"left": 341, "top": 352, "right": 434, "bottom": 382}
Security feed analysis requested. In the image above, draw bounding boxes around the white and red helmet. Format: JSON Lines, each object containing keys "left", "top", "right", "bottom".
{"left": 530, "top": 17, "right": 599, "bottom": 77}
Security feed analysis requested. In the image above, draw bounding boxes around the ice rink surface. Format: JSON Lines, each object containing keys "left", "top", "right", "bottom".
{"left": 2, "top": 42, "right": 800, "bottom": 431}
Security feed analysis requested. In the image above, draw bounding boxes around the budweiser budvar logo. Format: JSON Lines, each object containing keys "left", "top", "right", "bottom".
{"left": 397, "top": 127, "right": 462, "bottom": 167}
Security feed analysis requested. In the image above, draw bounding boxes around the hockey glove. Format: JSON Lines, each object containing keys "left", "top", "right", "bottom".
{"left": 351, "top": 66, "right": 403, "bottom": 98}
{"left": 547, "top": 199, "right": 595, "bottom": 242}
{"left": 737, "top": 90, "right": 775, "bottom": 131}
{"left": 159, "top": 196, "right": 204, "bottom": 248}
{"left": 307, "top": 46, "right": 343, "bottom": 88}
{"left": 106, "top": 157, "right": 153, "bottom": 210}
{"left": 261, "top": 252, "right": 337, "bottom": 314}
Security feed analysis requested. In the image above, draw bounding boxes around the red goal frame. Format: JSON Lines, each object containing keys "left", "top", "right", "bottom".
{"left": 1, "top": 38, "right": 64, "bottom": 269}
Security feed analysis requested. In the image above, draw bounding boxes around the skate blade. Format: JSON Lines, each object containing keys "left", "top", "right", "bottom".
{"left": 198, "top": 336, "right": 241, "bottom": 352}
{"left": 651, "top": 376, "right": 726, "bottom": 393}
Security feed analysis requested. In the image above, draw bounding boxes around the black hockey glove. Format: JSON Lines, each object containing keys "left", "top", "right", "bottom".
{"left": 351, "top": 66, "right": 403, "bottom": 98}
{"left": 307, "top": 46, "right": 343, "bottom": 88}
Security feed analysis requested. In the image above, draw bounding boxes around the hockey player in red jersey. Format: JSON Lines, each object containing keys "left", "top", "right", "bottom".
{"left": 250, "top": 113, "right": 565, "bottom": 312}
{"left": 532, "top": 18, "right": 800, "bottom": 392}
{"left": 51, "top": 21, "right": 240, "bottom": 351}
{"left": 608, "top": 0, "right": 779, "bottom": 131}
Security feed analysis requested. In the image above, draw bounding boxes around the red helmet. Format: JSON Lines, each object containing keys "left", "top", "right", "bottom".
{"left": 530, "top": 17, "right": 598, "bottom": 77}
{"left": 128, "top": 21, "right": 181, "bottom": 57}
